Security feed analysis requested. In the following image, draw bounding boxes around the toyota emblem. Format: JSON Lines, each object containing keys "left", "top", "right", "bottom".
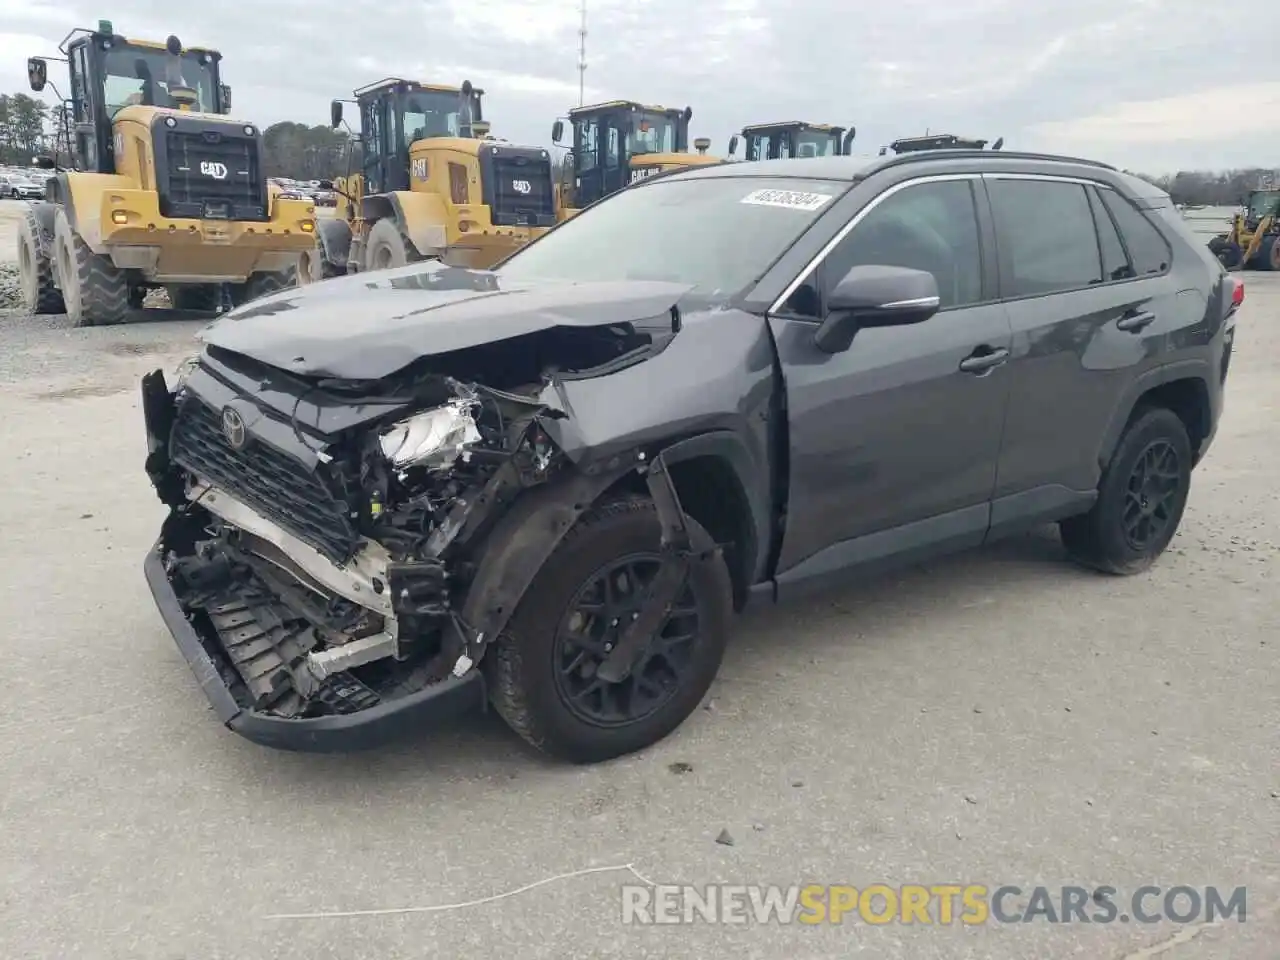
{"left": 221, "top": 407, "right": 247, "bottom": 449}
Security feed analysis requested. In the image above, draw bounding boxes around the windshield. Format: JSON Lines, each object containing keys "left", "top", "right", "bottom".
{"left": 497, "top": 176, "right": 845, "bottom": 300}
{"left": 400, "top": 90, "right": 482, "bottom": 144}
{"left": 102, "top": 43, "right": 217, "bottom": 115}
{"left": 1247, "top": 190, "right": 1280, "bottom": 221}
{"left": 629, "top": 112, "right": 676, "bottom": 154}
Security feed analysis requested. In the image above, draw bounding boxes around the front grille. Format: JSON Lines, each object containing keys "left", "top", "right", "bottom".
{"left": 155, "top": 122, "right": 268, "bottom": 221}
{"left": 170, "top": 397, "right": 358, "bottom": 563}
{"left": 482, "top": 148, "right": 556, "bottom": 227}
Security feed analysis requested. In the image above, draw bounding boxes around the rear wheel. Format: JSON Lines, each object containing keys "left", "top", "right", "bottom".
{"left": 363, "top": 217, "right": 412, "bottom": 271}
{"left": 1209, "top": 237, "right": 1243, "bottom": 270}
{"left": 166, "top": 284, "right": 221, "bottom": 312}
{"left": 487, "top": 496, "right": 732, "bottom": 763}
{"left": 297, "top": 241, "right": 344, "bottom": 286}
{"left": 16, "top": 207, "right": 64, "bottom": 314}
{"left": 1060, "top": 407, "right": 1192, "bottom": 575}
{"left": 1263, "top": 236, "right": 1280, "bottom": 272}
{"left": 230, "top": 265, "right": 298, "bottom": 306}
{"left": 53, "top": 207, "right": 129, "bottom": 327}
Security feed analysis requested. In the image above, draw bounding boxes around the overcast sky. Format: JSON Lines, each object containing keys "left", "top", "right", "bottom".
{"left": 1, "top": 0, "right": 1276, "bottom": 174}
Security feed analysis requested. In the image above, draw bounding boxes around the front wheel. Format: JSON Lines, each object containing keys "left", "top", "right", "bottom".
{"left": 487, "top": 496, "right": 732, "bottom": 763}
{"left": 1060, "top": 407, "right": 1192, "bottom": 575}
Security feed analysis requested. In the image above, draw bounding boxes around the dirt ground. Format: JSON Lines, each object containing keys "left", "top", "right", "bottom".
{"left": 0, "top": 199, "right": 1276, "bottom": 960}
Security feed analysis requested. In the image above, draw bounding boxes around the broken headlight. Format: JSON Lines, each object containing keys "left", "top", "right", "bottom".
{"left": 379, "top": 400, "right": 481, "bottom": 472}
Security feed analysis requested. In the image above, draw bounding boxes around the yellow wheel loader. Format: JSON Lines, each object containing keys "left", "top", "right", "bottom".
{"left": 549, "top": 100, "right": 725, "bottom": 221}
{"left": 1209, "top": 189, "right": 1280, "bottom": 271}
{"left": 302, "top": 78, "right": 556, "bottom": 282}
{"left": 19, "top": 21, "right": 315, "bottom": 326}
{"left": 726, "top": 121, "right": 856, "bottom": 160}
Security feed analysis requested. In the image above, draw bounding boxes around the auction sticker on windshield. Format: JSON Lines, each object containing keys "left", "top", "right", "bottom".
{"left": 740, "top": 189, "right": 833, "bottom": 212}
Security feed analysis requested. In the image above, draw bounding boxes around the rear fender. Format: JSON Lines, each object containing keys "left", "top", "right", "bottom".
{"left": 61, "top": 171, "right": 136, "bottom": 252}
{"left": 315, "top": 217, "right": 353, "bottom": 269}
{"left": 389, "top": 190, "right": 448, "bottom": 257}
{"left": 1096, "top": 360, "right": 1213, "bottom": 468}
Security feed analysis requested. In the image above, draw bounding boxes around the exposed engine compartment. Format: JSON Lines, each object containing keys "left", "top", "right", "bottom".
{"left": 157, "top": 366, "right": 578, "bottom": 720}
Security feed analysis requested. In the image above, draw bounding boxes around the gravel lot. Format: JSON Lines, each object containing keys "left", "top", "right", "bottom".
{"left": 0, "top": 197, "right": 1277, "bottom": 959}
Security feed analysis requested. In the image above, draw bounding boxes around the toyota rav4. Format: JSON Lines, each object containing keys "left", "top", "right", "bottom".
{"left": 142, "top": 148, "right": 1239, "bottom": 763}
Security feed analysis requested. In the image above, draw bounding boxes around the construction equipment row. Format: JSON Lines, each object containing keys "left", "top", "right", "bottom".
{"left": 13, "top": 20, "right": 1016, "bottom": 325}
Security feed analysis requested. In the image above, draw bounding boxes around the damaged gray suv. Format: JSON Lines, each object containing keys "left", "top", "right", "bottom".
{"left": 142, "top": 149, "right": 1237, "bottom": 762}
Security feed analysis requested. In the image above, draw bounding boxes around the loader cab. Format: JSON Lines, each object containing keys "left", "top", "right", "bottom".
{"left": 553, "top": 100, "right": 693, "bottom": 207}
{"left": 728, "top": 122, "right": 855, "bottom": 161}
{"left": 347, "top": 77, "right": 484, "bottom": 194}
{"left": 28, "top": 21, "right": 227, "bottom": 175}
{"left": 1243, "top": 189, "right": 1280, "bottom": 228}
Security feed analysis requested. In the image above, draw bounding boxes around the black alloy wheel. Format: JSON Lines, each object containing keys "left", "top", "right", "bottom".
{"left": 552, "top": 553, "right": 700, "bottom": 727}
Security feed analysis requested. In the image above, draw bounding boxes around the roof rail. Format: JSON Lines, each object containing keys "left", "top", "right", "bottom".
{"left": 873, "top": 149, "right": 1116, "bottom": 172}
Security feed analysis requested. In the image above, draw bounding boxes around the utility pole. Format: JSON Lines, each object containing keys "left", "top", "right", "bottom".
{"left": 577, "top": 0, "right": 587, "bottom": 107}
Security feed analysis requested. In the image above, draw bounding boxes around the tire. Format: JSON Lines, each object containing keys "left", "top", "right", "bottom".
{"left": 363, "top": 217, "right": 412, "bottom": 272}
{"left": 166, "top": 284, "right": 221, "bottom": 312}
{"left": 297, "top": 241, "right": 344, "bottom": 286}
{"left": 230, "top": 265, "right": 298, "bottom": 306}
{"left": 487, "top": 496, "right": 732, "bottom": 763}
{"left": 1263, "top": 236, "right": 1280, "bottom": 272}
{"left": 17, "top": 206, "right": 64, "bottom": 314}
{"left": 53, "top": 207, "right": 129, "bottom": 327}
{"left": 1211, "top": 239, "right": 1243, "bottom": 270}
{"left": 1059, "top": 406, "right": 1193, "bottom": 575}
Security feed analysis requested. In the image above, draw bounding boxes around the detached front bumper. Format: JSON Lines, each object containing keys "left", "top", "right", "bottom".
{"left": 145, "top": 541, "right": 486, "bottom": 751}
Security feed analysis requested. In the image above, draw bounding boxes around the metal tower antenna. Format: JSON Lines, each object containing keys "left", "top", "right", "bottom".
{"left": 577, "top": 0, "right": 587, "bottom": 107}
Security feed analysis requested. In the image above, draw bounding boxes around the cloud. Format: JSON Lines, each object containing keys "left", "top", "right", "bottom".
{"left": 0, "top": 0, "right": 1275, "bottom": 171}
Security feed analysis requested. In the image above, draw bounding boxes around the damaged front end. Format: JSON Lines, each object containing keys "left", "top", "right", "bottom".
{"left": 140, "top": 341, "right": 664, "bottom": 751}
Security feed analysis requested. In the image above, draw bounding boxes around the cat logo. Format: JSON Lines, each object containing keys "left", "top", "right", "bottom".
{"left": 199, "top": 161, "right": 228, "bottom": 180}
{"left": 512, "top": 179, "right": 532, "bottom": 195}
{"left": 411, "top": 158, "right": 428, "bottom": 180}
{"left": 629, "top": 167, "right": 659, "bottom": 184}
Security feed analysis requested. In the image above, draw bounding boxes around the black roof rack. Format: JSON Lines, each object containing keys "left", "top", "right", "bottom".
{"left": 870, "top": 149, "right": 1117, "bottom": 174}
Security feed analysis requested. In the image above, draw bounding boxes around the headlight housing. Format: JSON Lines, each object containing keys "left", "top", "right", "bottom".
{"left": 379, "top": 400, "right": 481, "bottom": 472}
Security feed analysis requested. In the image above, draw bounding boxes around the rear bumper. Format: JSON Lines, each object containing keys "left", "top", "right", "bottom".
{"left": 143, "top": 541, "right": 487, "bottom": 752}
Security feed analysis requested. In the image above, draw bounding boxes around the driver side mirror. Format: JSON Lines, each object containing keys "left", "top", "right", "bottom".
{"left": 330, "top": 100, "right": 343, "bottom": 129}
{"left": 27, "top": 57, "right": 48, "bottom": 93}
{"left": 728, "top": 135, "right": 739, "bottom": 157}
{"left": 551, "top": 119, "right": 564, "bottom": 144}
{"left": 220, "top": 84, "right": 232, "bottom": 113}
{"left": 813, "top": 265, "right": 940, "bottom": 354}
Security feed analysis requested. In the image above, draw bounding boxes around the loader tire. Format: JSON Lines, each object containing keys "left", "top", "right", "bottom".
{"left": 166, "top": 284, "right": 221, "bottom": 312}
{"left": 1263, "top": 236, "right": 1280, "bottom": 272}
{"left": 297, "top": 243, "right": 344, "bottom": 285}
{"left": 363, "top": 217, "right": 413, "bottom": 272}
{"left": 17, "top": 206, "right": 64, "bottom": 314}
{"left": 53, "top": 207, "right": 129, "bottom": 327}
{"left": 231, "top": 266, "right": 298, "bottom": 306}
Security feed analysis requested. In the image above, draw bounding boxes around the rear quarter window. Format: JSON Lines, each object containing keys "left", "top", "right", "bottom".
{"left": 1098, "top": 189, "right": 1172, "bottom": 276}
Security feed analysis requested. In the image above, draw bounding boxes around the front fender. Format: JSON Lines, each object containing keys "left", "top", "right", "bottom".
{"left": 389, "top": 190, "right": 448, "bottom": 257}
{"left": 659, "top": 430, "right": 771, "bottom": 586}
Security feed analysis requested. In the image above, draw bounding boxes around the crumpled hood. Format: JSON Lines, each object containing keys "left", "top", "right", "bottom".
{"left": 199, "top": 261, "right": 693, "bottom": 380}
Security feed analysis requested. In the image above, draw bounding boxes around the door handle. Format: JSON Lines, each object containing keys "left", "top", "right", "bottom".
{"left": 1117, "top": 310, "right": 1155, "bottom": 332}
{"left": 958, "top": 346, "right": 1010, "bottom": 374}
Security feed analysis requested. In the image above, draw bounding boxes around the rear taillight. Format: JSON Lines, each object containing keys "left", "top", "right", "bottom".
{"left": 1232, "top": 279, "right": 1245, "bottom": 308}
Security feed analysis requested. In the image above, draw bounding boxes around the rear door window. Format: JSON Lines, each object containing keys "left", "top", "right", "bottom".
{"left": 1098, "top": 188, "right": 1172, "bottom": 276}
{"left": 988, "top": 178, "right": 1103, "bottom": 297}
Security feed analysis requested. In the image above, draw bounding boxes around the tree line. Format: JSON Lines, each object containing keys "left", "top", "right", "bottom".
{"left": 2, "top": 89, "right": 1275, "bottom": 204}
